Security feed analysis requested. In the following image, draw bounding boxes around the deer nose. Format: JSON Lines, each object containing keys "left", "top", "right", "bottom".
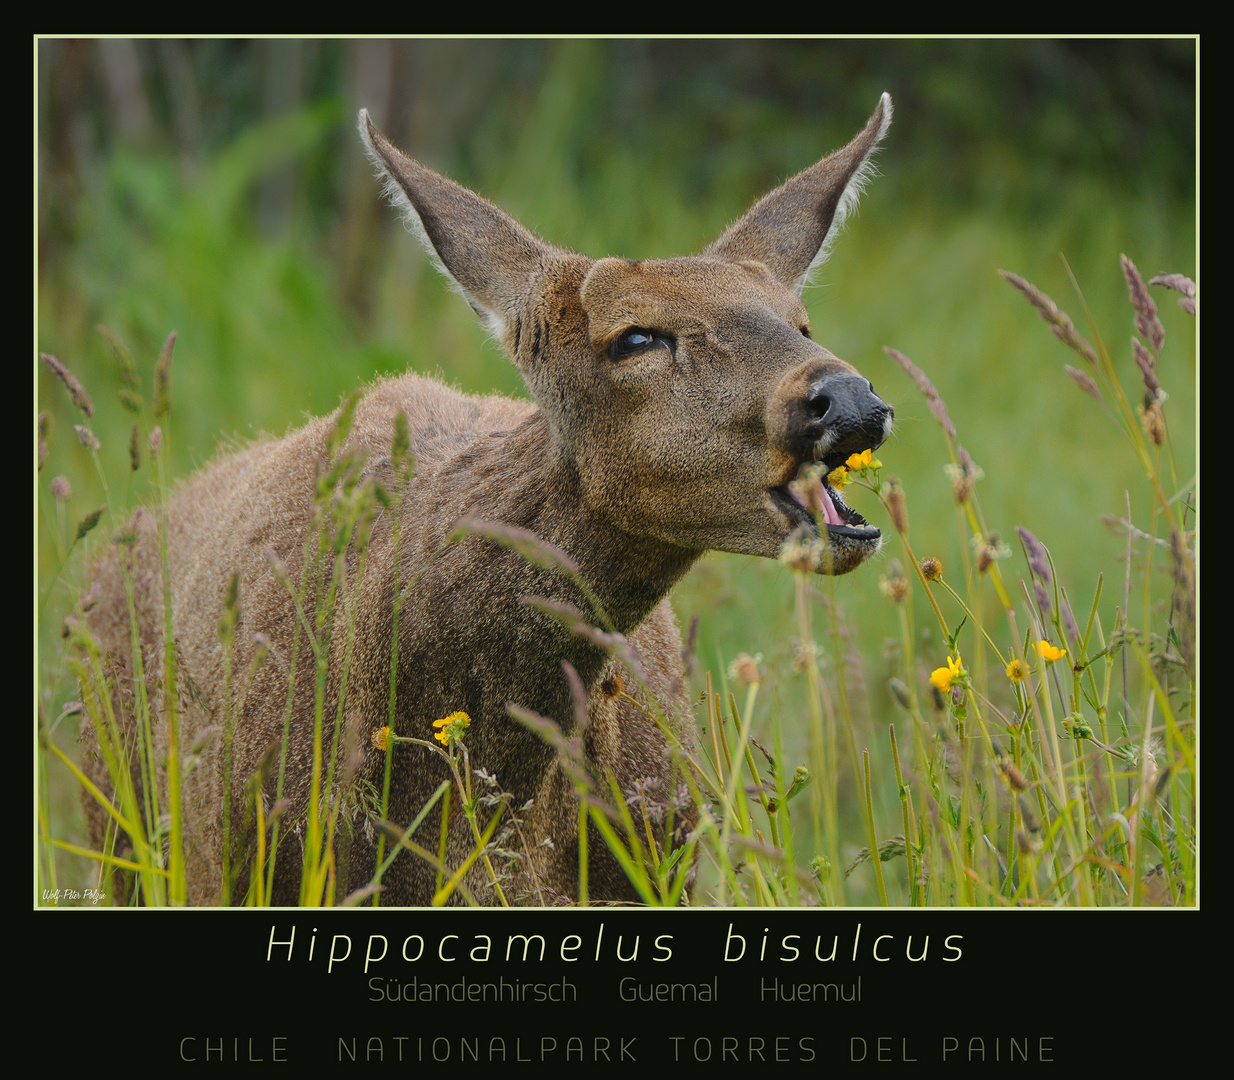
{"left": 804, "top": 373, "right": 893, "bottom": 459}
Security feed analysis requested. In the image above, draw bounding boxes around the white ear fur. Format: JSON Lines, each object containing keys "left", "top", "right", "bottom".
{"left": 358, "top": 109, "right": 509, "bottom": 341}
{"left": 798, "top": 91, "right": 893, "bottom": 293}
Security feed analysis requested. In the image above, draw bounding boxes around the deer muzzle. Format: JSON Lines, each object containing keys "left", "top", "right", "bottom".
{"left": 802, "top": 372, "right": 893, "bottom": 464}
{"left": 769, "top": 367, "right": 894, "bottom": 574}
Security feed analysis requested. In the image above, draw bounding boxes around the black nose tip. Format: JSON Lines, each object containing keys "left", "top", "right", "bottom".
{"left": 805, "top": 373, "right": 893, "bottom": 456}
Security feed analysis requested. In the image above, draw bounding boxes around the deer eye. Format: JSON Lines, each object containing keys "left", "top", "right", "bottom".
{"left": 800, "top": 326, "right": 812, "bottom": 339}
{"left": 609, "top": 327, "right": 673, "bottom": 361}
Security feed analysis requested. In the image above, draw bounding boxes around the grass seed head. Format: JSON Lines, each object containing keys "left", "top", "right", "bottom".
{"left": 1064, "top": 364, "right": 1101, "bottom": 400}
{"left": 1132, "top": 338, "right": 1161, "bottom": 400}
{"left": 1015, "top": 526, "right": 1052, "bottom": 585}
{"left": 1121, "top": 254, "right": 1164, "bottom": 352}
{"left": 998, "top": 271, "right": 1099, "bottom": 366}
{"left": 40, "top": 352, "right": 94, "bottom": 418}
{"left": 128, "top": 422, "right": 142, "bottom": 472}
{"left": 1032, "top": 581, "right": 1052, "bottom": 617}
{"left": 998, "top": 756, "right": 1028, "bottom": 791}
{"left": 883, "top": 478, "right": 908, "bottom": 534}
{"left": 973, "top": 531, "right": 1010, "bottom": 573}
{"left": 1060, "top": 596, "right": 1080, "bottom": 649}
{"left": 1138, "top": 402, "right": 1166, "bottom": 446}
{"left": 879, "top": 559, "right": 909, "bottom": 603}
{"left": 944, "top": 448, "right": 982, "bottom": 504}
{"left": 1169, "top": 527, "right": 1196, "bottom": 675}
{"left": 885, "top": 347, "right": 956, "bottom": 442}
{"left": 217, "top": 572, "right": 240, "bottom": 643}
{"left": 117, "top": 388, "right": 144, "bottom": 414}
{"left": 728, "top": 652, "right": 763, "bottom": 686}
{"left": 792, "top": 638, "right": 820, "bottom": 672}
{"left": 265, "top": 546, "right": 293, "bottom": 592}
{"left": 887, "top": 677, "right": 912, "bottom": 709}
{"left": 1148, "top": 272, "right": 1195, "bottom": 299}
{"left": 74, "top": 505, "right": 106, "bottom": 541}
{"left": 112, "top": 508, "right": 142, "bottom": 548}
{"left": 97, "top": 324, "right": 139, "bottom": 387}
{"left": 778, "top": 526, "right": 825, "bottom": 572}
{"left": 38, "top": 412, "right": 50, "bottom": 471}
{"left": 153, "top": 331, "right": 176, "bottom": 419}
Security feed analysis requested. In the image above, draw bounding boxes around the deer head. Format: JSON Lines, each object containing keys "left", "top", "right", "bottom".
{"left": 360, "top": 94, "right": 893, "bottom": 581}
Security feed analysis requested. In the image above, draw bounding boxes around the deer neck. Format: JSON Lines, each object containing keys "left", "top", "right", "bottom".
{"left": 381, "top": 411, "right": 693, "bottom": 813}
{"left": 435, "top": 409, "right": 698, "bottom": 635}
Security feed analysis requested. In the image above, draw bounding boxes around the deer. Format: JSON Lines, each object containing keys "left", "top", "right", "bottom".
{"left": 80, "top": 93, "right": 894, "bottom": 907}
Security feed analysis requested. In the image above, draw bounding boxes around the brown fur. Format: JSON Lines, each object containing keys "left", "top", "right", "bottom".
{"left": 81, "top": 95, "right": 895, "bottom": 906}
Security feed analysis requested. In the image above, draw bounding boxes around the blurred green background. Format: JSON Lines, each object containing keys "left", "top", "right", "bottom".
{"left": 37, "top": 39, "right": 1196, "bottom": 898}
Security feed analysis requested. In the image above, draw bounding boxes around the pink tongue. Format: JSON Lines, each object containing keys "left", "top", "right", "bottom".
{"left": 820, "top": 486, "right": 845, "bottom": 527}
{"left": 787, "top": 472, "right": 848, "bottom": 527}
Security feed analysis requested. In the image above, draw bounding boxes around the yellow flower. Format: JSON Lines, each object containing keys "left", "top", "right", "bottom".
{"left": 1034, "top": 641, "right": 1067, "bottom": 663}
{"left": 827, "top": 464, "right": 850, "bottom": 489}
{"left": 1005, "top": 658, "right": 1029, "bottom": 682}
{"left": 920, "top": 557, "right": 943, "bottom": 582}
{"left": 433, "top": 710, "right": 472, "bottom": 746}
{"left": 929, "top": 655, "right": 963, "bottom": 692}
{"left": 372, "top": 726, "right": 390, "bottom": 751}
{"left": 846, "top": 448, "right": 883, "bottom": 471}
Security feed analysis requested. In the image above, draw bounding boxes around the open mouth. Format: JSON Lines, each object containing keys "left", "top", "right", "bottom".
{"left": 771, "top": 456, "right": 881, "bottom": 542}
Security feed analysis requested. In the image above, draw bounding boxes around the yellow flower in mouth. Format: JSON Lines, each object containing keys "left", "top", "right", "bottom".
{"left": 827, "top": 464, "right": 850, "bottom": 489}
{"left": 929, "top": 655, "right": 963, "bottom": 692}
{"left": 1034, "top": 641, "right": 1067, "bottom": 663}
{"left": 1005, "top": 659, "right": 1029, "bottom": 683}
{"left": 372, "top": 726, "right": 391, "bottom": 751}
{"left": 846, "top": 448, "right": 882, "bottom": 471}
{"left": 433, "top": 710, "right": 472, "bottom": 746}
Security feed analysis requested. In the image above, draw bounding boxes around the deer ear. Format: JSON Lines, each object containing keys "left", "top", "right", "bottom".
{"left": 706, "top": 93, "right": 892, "bottom": 295}
{"left": 359, "top": 109, "right": 554, "bottom": 341}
